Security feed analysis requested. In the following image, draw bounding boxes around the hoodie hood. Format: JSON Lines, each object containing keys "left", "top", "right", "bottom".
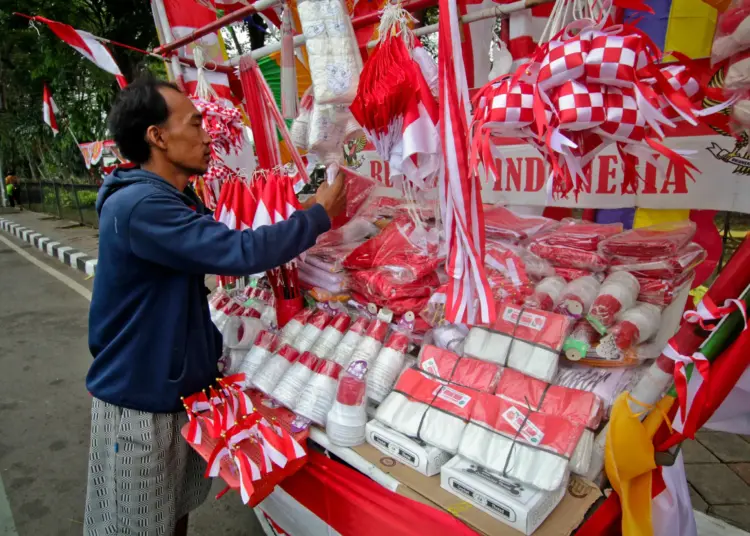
{"left": 96, "top": 168, "right": 200, "bottom": 216}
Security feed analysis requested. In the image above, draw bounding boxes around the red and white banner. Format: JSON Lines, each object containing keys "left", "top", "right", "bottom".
{"left": 344, "top": 131, "right": 750, "bottom": 213}
{"left": 34, "top": 17, "right": 126, "bottom": 88}
{"left": 42, "top": 83, "right": 59, "bottom": 136}
{"left": 255, "top": 450, "right": 476, "bottom": 536}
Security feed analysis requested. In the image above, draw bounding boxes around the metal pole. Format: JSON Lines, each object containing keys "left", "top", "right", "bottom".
{"left": 152, "top": 0, "right": 185, "bottom": 85}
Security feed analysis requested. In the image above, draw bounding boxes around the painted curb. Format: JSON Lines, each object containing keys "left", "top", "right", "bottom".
{"left": 0, "top": 218, "right": 97, "bottom": 276}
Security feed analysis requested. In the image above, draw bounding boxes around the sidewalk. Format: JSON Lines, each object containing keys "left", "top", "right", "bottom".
{"left": 1, "top": 208, "right": 750, "bottom": 533}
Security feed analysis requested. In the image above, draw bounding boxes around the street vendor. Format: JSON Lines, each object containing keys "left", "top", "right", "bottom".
{"left": 83, "top": 76, "right": 346, "bottom": 536}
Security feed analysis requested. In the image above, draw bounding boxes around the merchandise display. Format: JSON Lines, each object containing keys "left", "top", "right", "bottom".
{"left": 237, "top": 331, "right": 280, "bottom": 386}
{"left": 295, "top": 360, "right": 344, "bottom": 425}
{"left": 526, "top": 275, "right": 567, "bottom": 311}
{"left": 310, "top": 312, "right": 352, "bottom": 359}
{"left": 327, "top": 360, "right": 369, "bottom": 446}
{"left": 366, "top": 332, "right": 411, "bottom": 403}
{"left": 252, "top": 344, "right": 301, "bottom": 395}
{"left": 331, "top": 316, "right": 370, "bottom": 366}
{"left": 272, "top": 352, "right": 322, "bottom": 409}
{"left": 348, "top": 318, "right": 389, "bottom": 365}
{"left": 557, "top": 276, "right": 602, "bottom": 318}
{"left": 291, "top": 309, "right": 332, "bottom": 353}
{"left": 587, "top": 272, "right": 641, "bottom": 332}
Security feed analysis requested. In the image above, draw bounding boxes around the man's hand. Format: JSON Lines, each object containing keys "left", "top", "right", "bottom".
{"left": 314, "top": 171, "right": 347, "bottom": 220}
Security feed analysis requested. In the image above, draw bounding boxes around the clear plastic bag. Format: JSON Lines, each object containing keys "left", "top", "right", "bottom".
{"left": 608, "top": 242, "right": 707, "bottom": 278}
{"left": 554, "top": 267, "right": 605, "bottom": 283}
{"left": 607, "top": 303, "right": 662, "bottom": 351}
{"left": 587, "top": 272, "right": 641, "bottom": 332}
{"left": 484, "top": 205, "right": 559, "bottom": 242}
{"left": 598, "top": 221, "right": 697, "bottom": 258}
{"left": 525, "top": 276, "right": 567, "bottom": 311}
{"left": 310, "top": 312, "right": 352, "bottom": 359}
{"left": 636, "top": 271, "right": 694, "bottom": 306}
{"left": 417, "top": 344, "right": 501, "bottom": 392}
{"left": 528, "top": 242, "right": 609, "bottom": 272}
{"left": 557, "top": 276, "right": 602, "bottom": 318}
{"left": 331, "top": 316, "right": 370, "bottom": 366}
{"left": 272, "top": 351, "right": 321, "bottom": 409}
{"left": 292, "top": 310, "right": 332, "bottom": 353}
{"left": 712, "top": 0, "right": 750, "bottom": 64}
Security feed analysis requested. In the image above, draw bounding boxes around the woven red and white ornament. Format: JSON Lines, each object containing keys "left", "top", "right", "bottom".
{"left": 553, "top": 80, "right": 606, "bottom": 130}
{"left": 584, "top": 32, "right": 649, "bottom": 87}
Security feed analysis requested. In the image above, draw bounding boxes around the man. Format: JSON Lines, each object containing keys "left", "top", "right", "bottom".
{"left": 5, "top": 177, "right": 14, "bottom": 208}
{"left": 83, "top": 77, "right": 345, "bottom": 536}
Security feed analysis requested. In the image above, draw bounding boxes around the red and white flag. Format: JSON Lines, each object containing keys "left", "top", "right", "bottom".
{"left": 42, "top": 83, "right": 59, "bottom": 136}
{"left": 34, "top": 17, "right": 127, "bottom": 88}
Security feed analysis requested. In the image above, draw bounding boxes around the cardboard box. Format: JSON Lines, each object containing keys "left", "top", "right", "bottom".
{"left": 365, "top": 419, "right": 452, "bottom": 477}
{"left": 440, "top": 456, "right": 567, "bottom": 535}
{"left": 351, "top": 441, "right": 601, "bottom": 536}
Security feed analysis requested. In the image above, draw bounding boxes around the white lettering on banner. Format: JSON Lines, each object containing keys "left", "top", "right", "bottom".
{"left": 344, "top": 135, "right": 750, "bottom": 212}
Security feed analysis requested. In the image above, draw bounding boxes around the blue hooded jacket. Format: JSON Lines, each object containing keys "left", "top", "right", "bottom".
{"left": 86, "top": 168, "right": 331, "bottom": 413}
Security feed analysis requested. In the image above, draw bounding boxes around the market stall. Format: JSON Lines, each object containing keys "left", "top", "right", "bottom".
{"left": 23, "top": 0, "right": 749, "bottom": 533}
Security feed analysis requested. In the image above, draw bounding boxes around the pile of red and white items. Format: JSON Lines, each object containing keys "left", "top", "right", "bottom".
{"left": 180, "top": 374, "right": 307, "bottom": 506}
{"left": 471, "top": 18, "right": 729, "bottom": 199}
{"left": 712, "top": 0, "right": 750, "bottom": 130}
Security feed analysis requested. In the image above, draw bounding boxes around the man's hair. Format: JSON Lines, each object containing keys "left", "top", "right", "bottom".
{"left": 107, "top": 76, "right": 182, "bottom": 164}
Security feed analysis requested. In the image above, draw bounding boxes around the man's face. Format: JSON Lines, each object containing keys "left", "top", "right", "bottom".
{"left": 158, "top": 88, "right": 212, "bottom": 175}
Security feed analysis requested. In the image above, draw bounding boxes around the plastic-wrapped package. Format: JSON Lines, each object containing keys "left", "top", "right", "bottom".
{"left": 712, "top": 0, "right": 750, "bottom": 64}
{"left": 598, "top": 221, "right": 696, "bottom": 258}
{"left": 563, "top": 320, "right": 601, "bottom": 361}
{"left": 463, "top": 303, "right": 572, "bottom": 382}
{"left": 295, "top": 360, "right": 344, "bottom": 425}
{"left": 237, "top": 331, "right": 280, "bottom": 385}
{"left": 525, "top": 276, "right": 567, "bottom": 311}
{"left": 484, "top": 206, "right": 559, "bottom": 242}
{"left": 292, "top": 310, "right": 332, "bottom": 353}
{"left": 587, "top": 272, "right": 641, "bottom": 332}
{"left": 327, "top": 360, "right": 369, "bottom": 447}
{"left": 555, "top": 267, "right": 605, "bottom": 283}
{"left": 608, "top": 242, "right": 707, "bottom": 279}
{"left": 376, "top": 368, "right": 475, "bottom": 453}
{"left": 351, "top": 289, "right": 433, "bottom": 317}
{"left": 297, "top": 262, "right": 349, "bottom": 293}
{"left": 330, "top": 166, "right": 378, "bottom": 230}
{"left": 529, "top": 220, "right": 624, "bottom": 251}
{"left": 252, "top": 344, "right": 301, "bottom": 395}
{"left": 310, "top": 313, "right": 352, "bottom": 359}
{"left": 290, "top": 87, "right": 314, "bottom": 149}
{"left": 349, "top": 319, "right": 389, "bottom": 365}
{"left": 494, "top": 368, "right": 603, "bottom": 429}
{"left": 458, "top": 393, "right": 585, "bottom": 491}
{"left": 486, "top": 240, "right": 555, "bottom": 280}
{"left": 554, "top": 362, "right": 648, "bottom": 418}
{"left": 272, "top": 352, "right": 321, "bottom": 409}
{"left": 331, "top": 316, "right": 370, "bottom": 366}
{"left": 726, "top": 49, "right": 750, "bottom": 91}
{"left": 528, "top": 242, "right": 609, "bottom": 272}
{"left": 366, "top": 332, "right": 411, "bottom": 403}
{"left": 349, "top": 269, "right": 439, "bottom": 301}
{"left": 344, "top": 219, "right": 441, "bottom": 282}
{"left": 557, "top": 276, "right": 602, "bottom": 318}
{"left": 279, "top": 308, "right": 314, "bottom": 346}
{"left": 213, "top": 299, "right": 243, "bottom": 335}
{"left": 429, "top": 324, "right": 469, "bottom": 353}
{"left": 606, "top": 303, "right": 662, "bottom": 352}
{"left": 222, "top": 311, "right": 264, "bottom": 350}
{"left": 636, "top": 272, "right": 694, "bottom": 306}
{"left": 417, "top": 345, "right": 501, "bottom": 392}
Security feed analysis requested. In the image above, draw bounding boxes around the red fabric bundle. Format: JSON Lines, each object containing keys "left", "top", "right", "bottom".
{"left": 344, "top": 220, "right": 441, "bottom": 282}
{"left": 530, "top": 219, "right": 623, "bottom": 251}
{"left": 350, "top": 291, "right": 432, "bottom": 316}
{"left": 349, "top": 269, "right": 439, "bottom": 301}
{"left": 528, "top": 242, "right": 609, "bottom": 272}
{"left": 636, "top": 271, "right": 694, "bottom": 306}
{"left": 608, "top": 242, "right": 707, "bottom": 278}
{"left": 555, "top": 267, "right": 604, "bottom": 282}
{"left": 483, "top": 206, "right": 559, "bottom": 242}
{"left": 598, "top": 221, "right": 697, "bottom": 258}
{"left": 329, "top": 168, "right": 377, "bottom": 230}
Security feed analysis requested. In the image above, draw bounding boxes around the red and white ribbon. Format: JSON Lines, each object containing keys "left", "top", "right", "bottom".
{"left": 683, "top": 296, "right": 748, "bottom": 332}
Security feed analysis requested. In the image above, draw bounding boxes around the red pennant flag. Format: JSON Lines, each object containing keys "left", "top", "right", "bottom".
{"left": 42, "top": 83, "right": 59, "bottom": 136}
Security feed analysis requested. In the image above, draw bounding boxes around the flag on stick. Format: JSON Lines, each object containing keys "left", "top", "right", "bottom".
{"left": 42, "top": 83, "right": 59, "bottom": 136}
{"left": 34, "top": 16, "right": 127, "bottom": 88}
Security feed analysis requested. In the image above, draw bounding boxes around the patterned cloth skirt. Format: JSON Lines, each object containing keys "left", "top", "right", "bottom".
{"left": 84, "top": 398, "right": 211, "bottom": 536}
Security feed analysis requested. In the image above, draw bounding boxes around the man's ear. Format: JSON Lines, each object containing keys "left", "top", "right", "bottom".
{"left": 145, "top": 125, "right": 168, "bottom": 151}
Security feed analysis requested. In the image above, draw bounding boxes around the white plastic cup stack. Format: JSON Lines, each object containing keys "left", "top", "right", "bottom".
{"left": 252, "top": 344, "right": 301, "bottom": 395}
{"left": 292, "top": 310, "right": 332, "bottom": 353}
{"left": 295, "top": 360, "right": 344, "bottom": 425}
{"left": 327, "top": 360, "right": 369, "bottom": 447}
{"left": 349, "top": 319, "right": 389, "bottom": 366}
{"left": 209, "top": 292, "right": 230, "bottom": 325}
{"left": 331, "top": 316, "right": 370, "bottom": 366}
{"left": 272, "top": 352, "right": 321, "bottom": 409}
{"left": 279, "top": 308, "right": 314, "bottom": 347}
{"left": 223, "top": 309, "right": 264, "bottom": 350}
{"left": 213, "top": 300, "right": 243, "bottom": 334}
{"left": 237, "top": 331, "right": 280, "bottom": 387}
{"left": 366, "top": 332, "right": 411, "bottom": 403}
{"left": 311, "top": 313, "right": 352, "bottom": 359}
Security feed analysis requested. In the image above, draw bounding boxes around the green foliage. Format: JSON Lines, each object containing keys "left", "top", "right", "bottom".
{"left": 0, "top": 0, "right": 162, "bottom": 183}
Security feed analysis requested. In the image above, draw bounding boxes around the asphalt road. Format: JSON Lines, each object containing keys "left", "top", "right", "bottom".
{"left": 0, "top": 232, "right": 262, "bottom": 535}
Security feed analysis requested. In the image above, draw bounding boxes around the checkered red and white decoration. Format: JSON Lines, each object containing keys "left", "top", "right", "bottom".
{"left": 487, "top": 80, "right": 535, "bottom": 128}
{"left": 538, "top": 39, "right": 588, "bottom": 89}
{"left": 585, "top": 34, "right": 649, "bottom": 86}
{"left": 651, "top": 65, "right": 702, "bottom": 122}
{"left": 554, "top": 80, "right": 606, "bottom": 131}
{"left": 595, "top": 87, "right": 646, "bottom": 142}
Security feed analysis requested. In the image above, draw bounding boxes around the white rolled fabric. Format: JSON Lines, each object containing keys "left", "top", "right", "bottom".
{"left": 458, "top": 423, "right": 569, "bottom": 491}
{"left": 463, "top": 328, "right": 558, "bottom": 382}
{"left": 252, "top": 345, "right": 300, "bottom": 395}
{"left": 558, "top": 276, "right": 601, "bottom": 318}
{"left": 271, "top": 353, "right": 319, "bottom": 409}
{"left": 569, "top": 429, "right": 594, "bottom": 476}
{"left": 295, "top": 362, "right": 342, "bottom": 425}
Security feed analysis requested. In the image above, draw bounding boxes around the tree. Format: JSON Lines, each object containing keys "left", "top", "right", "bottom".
{"left": 0, "top": 0, "right": 162, "bottom": 182}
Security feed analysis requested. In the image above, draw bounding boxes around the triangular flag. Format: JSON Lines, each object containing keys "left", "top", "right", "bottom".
{"left": 34, "top": 16, "right": 127, "bottom": 88}
{"left": 42, "top": 83, "right": 59, "bottom": 136}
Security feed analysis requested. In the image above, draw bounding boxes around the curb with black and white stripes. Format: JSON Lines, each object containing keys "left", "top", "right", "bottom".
{"left": 0, "top": 218, "right": 97, "bottom": 276}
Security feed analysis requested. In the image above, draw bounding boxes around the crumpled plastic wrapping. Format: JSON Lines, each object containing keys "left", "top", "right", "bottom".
{"left": 598, "top": 221, "right": 696, "bottom": 258}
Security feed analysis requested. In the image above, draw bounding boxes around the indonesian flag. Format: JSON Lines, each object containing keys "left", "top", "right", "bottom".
{"left": 42, "top": 84, "right": 59, "bottom": 136}
{"left": 34, "top": 17, "right": 127, "bottom": 88}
